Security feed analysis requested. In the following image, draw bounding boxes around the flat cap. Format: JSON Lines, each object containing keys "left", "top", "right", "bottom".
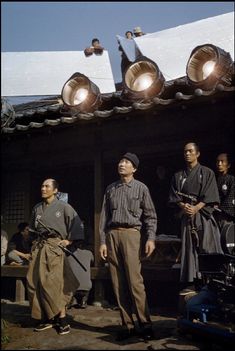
{"left": 122, "top": 152, "right": 139, "bottom": 169}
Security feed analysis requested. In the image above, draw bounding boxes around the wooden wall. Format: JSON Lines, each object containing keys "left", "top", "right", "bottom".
{"left": 2, "top": 93, "right": 234, "bottom": 245}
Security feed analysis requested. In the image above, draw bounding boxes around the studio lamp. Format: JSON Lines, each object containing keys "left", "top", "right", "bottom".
{"left": 61, "top": 72, "right": 102, "bottom": 112}
{"left": 122, "top": 56, "right": 165, "bottom": 101}
{"left": 186, "top": 44, "right": 233, "bottom": 90}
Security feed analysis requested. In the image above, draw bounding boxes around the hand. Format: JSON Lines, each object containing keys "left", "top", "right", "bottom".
{"left": 58, "top": 239, "right": 72, "bottom": 247}
{"left": 84, "top": 47, "right": 94, "bottom": 56}
{"left": 23, "top": 253, "right": 31, "bottom": 261}
{"left": 145, "top": 240, "right": 155, "bottom": 257}
{"left": 184, "top": 204, "right": 199, "bottom": 217}
{"left": 94, "top": 46, "right": 104, "bottom": 53}
{"left": 99, "top": 244, "right": 107, "bottom": 260}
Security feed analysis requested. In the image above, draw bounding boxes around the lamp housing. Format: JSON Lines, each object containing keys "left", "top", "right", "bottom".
{"left": 61, "top": 72, "right": 102, "bottom": 112}
{"left": 186, "top": 44, "right": 233, "bottom": 90}
{"left": 121, "top": 56, "right": 165, "bottom": 102}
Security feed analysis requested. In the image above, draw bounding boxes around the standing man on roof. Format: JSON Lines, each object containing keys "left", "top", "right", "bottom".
{"left": 133, "top": 26, "right": 145, "bottom": 37}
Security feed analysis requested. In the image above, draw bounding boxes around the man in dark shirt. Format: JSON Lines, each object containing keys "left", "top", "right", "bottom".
{"left": 7, "top": 222, "right": 33, "bottom": 265}
{"left": 99, "top": 152, "right": 157, "bottom": 341}
{"left": 215, "top": 153, "right": 235, "bottom": 230}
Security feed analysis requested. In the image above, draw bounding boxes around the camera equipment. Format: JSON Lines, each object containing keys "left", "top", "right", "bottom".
{"left": 177, "top": 222, "right": 235, "bottom": 345}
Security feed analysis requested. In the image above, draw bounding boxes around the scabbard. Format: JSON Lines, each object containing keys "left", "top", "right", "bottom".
{"left": 36, "top": 218, "right": 87, "bottom": 271}
{"left": 59, "top": 245, "right": 87, "bottom": 272}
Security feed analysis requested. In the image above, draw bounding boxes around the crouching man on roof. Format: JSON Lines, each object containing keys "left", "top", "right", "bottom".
{"left": 26, "top": 178, "right": 84, "bottom": 335}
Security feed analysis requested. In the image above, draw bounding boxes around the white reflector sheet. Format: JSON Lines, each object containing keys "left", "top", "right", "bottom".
{"left": 1, "top": 50, "right": 116, "bottom": 96}
{"left": 118, "top": 12, "right": 234, "bottom": 81}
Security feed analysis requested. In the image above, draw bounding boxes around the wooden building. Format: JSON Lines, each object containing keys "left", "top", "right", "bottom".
{"left": 1, "top": 72, "right": 234, "bottom": 302}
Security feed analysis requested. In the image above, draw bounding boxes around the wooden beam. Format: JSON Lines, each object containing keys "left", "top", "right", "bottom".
{"left": 15, "top": 278, "right": 26, "bottom": 302}
{"left": 1, "top": 265, "right": 180, "bottom": 281}
{"left": 1, "top": 265, "right": 28, "bottom": 277}
{"left": 1, "top": 264, "right": 180, "bottom": 303}
{"left": 93, "top": 127, "right": 106, "bottom": 303}
{"left": 94, "top": 143, "right": 103, "bottom": 267}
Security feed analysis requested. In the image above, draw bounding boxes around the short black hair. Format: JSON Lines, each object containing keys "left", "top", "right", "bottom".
{"left": 184, "top": 142, "right": 200, "bottom": 153}
{"left": 18, "top": 222, "right": 29, "bottom": 232}
{"left": 92, "top": 38, "right": 99, "bottom": 45}
{"left": 125, "top": 31, "right": 133, "bottom": 36}
{"left": 51, "top": 179, "right": 59, "bottom": 190}
{"left": 217, "top": 152, "right": 231, "bottom": 165}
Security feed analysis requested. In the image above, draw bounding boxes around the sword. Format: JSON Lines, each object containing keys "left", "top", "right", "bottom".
{"left": 176, "top": 191, "right": 197, "bottom": 203}
{"left": 176, "top": 191, "right": 199, "bottom": 246}
{"left": 35, "top": 218, "right": 87, "bottom": 272}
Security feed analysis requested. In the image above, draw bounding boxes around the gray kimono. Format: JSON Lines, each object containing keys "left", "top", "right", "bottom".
{"left": 27, "top": 198, "right": 84, "bottom": 320}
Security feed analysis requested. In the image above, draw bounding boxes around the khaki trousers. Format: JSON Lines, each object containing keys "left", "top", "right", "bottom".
{"left": 106, "top": 228, "right": 151, "bottom": 329}
{"left": 27, "top": 237, "right": 76, "bottom": 320}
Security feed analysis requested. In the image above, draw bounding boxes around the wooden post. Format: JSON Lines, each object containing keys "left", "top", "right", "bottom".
{"left": 15, "top": 278, "right": 26, "bottom": 302}
{"left": 93, "top": 128, "right": 105, "bottom": 304}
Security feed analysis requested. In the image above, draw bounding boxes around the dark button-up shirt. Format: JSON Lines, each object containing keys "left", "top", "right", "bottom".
{"left": 99, "top": 178, "right": 157, "bottom": 245}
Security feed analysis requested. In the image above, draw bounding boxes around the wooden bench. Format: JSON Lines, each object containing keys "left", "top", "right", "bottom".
{"left": 1, "top": 236, "right": 181, "bottom": 301}
{"left": 1, "top": 265, "right": 28, "bottom": 302}
{"left": 1, "top": 237, "right": 181, "bottom": 302}
{"left": 1, "top": 265, "right": 110, "bottom": 302}
{"left": 1, "top": 263, "right": 180, "bottom": 302}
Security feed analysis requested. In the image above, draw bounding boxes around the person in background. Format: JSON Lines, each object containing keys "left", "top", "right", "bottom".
{"left": 99, "top": 152, "right": 157, "bottom": 341}
{"left": 7, "top": 222, "right": 33, "bottom": 266}
{"left": 1, "top": 216, "right": 8, "bottom": 266}
{"left": 119, "top": 31, "right": 134, "bottom": 78}
{"left": 125, "top": 30, "right": 133, "bottom": 39}
{"left": 133, "top": 26, "right": 145, "bottom": 37}
{"left": 26, "top": 178, "right": 84, "bottom": 336}
{"left": 168, "top": 142, "right": 223, "bottom": 294}
{"left": 67, "top": 239, "right": 94, "bottom": 309}
{"left": 84, "top": 38, "right": 104, "bottom": 56}
{"left": 183, "top": 281, "right": 219, "bottom": 318}
{"left": 215, "top": 153, "right": 235, "bottom": 231}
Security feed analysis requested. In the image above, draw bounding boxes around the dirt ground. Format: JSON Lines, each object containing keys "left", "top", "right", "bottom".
{"left": 1, "top": 299, "right": 233, "bottom": 350}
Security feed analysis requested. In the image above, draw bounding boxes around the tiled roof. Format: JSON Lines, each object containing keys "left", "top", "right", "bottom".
{"left": 1, "top": 78, "right": 234, "bottom": 134}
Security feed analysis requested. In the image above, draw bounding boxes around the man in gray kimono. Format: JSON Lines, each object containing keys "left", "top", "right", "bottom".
{"left": 168, "top": 142, "right": 223, "bottom": 292}
{"left": 27, "top": 178, "right": 84, "bottom": 335}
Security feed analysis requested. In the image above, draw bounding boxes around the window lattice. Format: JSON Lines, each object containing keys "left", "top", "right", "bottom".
{"left": 4, "top": 192, "right": 25, "bottom": 223}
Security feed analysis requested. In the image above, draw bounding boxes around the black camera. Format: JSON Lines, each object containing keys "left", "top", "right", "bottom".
{"left": 198, "top": 222, "right": 235, "bottom": 303}
{"left": 198, "top": 253, "right": 235, "bottom": 313}
{"left": 178, "top": 223, "right": 235, "bottom": 344}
